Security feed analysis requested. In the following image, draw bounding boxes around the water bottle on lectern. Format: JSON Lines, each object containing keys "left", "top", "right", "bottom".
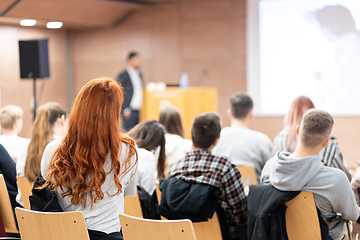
{"left": 179, "top": 72, "right": 189, "bottom": 89}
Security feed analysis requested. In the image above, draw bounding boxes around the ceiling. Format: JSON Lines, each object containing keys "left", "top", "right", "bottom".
{"left": 0, "top": 0, "right": 146, "bottom": 29}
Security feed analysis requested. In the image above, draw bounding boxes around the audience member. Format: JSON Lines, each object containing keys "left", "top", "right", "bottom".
{"left": 261, "top": 109, "right": 359, "bottom": 240}
{"left": 0, "top": 144, "right": 22, "bottom": 216}
{"left": 159, "top": 107, "right": 192, "bottom": 166}
{"left": 0, "top": 105, "right": 30, "bottom": 162}
{"left": 212, "top": 92, "right": 272, "bottom": 182}
{"left": 17, "top": 102, "right": 67, "bottom": 183}
{"left": 272, "top": 96, "right": 352, "bottom": 180}
{"left": 166, "top": 112, "right": 247, "bottom": 240}
{"left": 41, "top": 78, "right": 138, "bottom": 240}
{"left": 128, "top": 120, "right": 166, "bottom": 194}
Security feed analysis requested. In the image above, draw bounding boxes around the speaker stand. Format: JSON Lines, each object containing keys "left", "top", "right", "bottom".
{"left": 33, "top": 78, "right": 37, "bottom": 121}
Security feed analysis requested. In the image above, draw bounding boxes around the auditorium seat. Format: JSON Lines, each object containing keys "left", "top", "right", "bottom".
{"left": 15, "top": 208, "right": 89, "bottom": 240}
{"left": 237, "top": 165, "right": 258, "bottom": 185}
{"left": 124, "top": 191, "right": 143, "bottom": 218}
{"left": 285, "top": 191, "right": 321, "bottom": 240}
{"left": 119, "top": 213, "right": 196, "bottom": 240}
{"left": 0, "top": 175, "right": 18, "bottom": 235}
{"left": 16, "top": 176, "right": 33, "bottom": 210}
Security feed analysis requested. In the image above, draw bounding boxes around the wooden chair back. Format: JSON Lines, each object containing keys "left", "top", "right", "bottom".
{"left": 15, "top": 208, "right": 90, "bottom": 240}
{"left": 193, "top": 212, "right": 222, "bottom": 240}
{"left": 16, "top": 176, "right": 33, "bottom": 210}
{"left": 285, "top": 191, "right": 321, "bottom": 240}
{"left": 155, "top": 181, "right": 161, "bottom": 204}
{"left": 119, "top": 213, "right": 196, "bottom": 240}
{"left": 237, "top": 165, "right": 258, "bottom": 185}
{"left": 0, "top": 175, "right": 18, "bottom": 234}
{"left": 124, "top": 191, "right": 143, "bottom": 218}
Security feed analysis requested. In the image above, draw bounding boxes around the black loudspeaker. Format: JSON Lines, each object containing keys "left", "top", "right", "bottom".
{"left": 19, "top": 39, "right": 50, "bottom": 79}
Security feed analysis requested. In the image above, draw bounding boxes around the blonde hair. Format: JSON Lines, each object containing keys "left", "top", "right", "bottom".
{"left": 25, "top": 102, "right": 66, "bottom": 182}
{"left": 0, "top": 105, "right": 23, "bottom": 130}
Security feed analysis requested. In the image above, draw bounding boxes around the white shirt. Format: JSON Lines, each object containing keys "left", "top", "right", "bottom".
{"left": 126, "top": 66, "right": 143, "bottom": 110}
{"left": 0, "top": 135, "right": 30, "bottom": 162}
{"left": 16, "top": 134, "right": 61, "bottom": 179}
{"left": 164, "top": 133, "right": 192, "bottom": 166}
{"left": 136, "top": 148, "right": 157, "bottom": 194}
{"left": 212, "top": 127, "right": 272, "bottom": 182}
{"left": 41, "top": 139, "right": 137, "bottom": 234}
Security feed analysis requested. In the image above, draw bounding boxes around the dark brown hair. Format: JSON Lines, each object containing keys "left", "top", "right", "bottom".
{"left": 191, "top": 112, "right": 221, "bottom": 149}
{"left": 230, "top": 92, "right": 253, "bottom": 119}
{"left": 159, "top": 107, "right": 185, "bottom": 138}
{"left": 128, "top": 120, "right": 166, "bottom": 179}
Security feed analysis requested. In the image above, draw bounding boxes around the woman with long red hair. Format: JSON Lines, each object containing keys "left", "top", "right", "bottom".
{"left": 272, "top": 96, "right": 351, "bottom": 180}
{"left": 40, "top": 78, "right": 137, "bottom": 239}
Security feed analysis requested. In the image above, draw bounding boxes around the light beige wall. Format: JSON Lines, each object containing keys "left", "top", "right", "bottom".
{"left": 71, "top": 0, "right": 360, "bottom": 169}
{"left": 1, "top": 0, "right": 359, "bottom": 169}
{"left": 0, "top": 26, "right": 68, "bottom": 138}
{"left": 71, "top": 0, "right": 246, "bottom": 118}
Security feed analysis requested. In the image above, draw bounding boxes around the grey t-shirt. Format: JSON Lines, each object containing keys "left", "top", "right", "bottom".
{"left": 212, "top": 127, "right": 272, "bottom": 182}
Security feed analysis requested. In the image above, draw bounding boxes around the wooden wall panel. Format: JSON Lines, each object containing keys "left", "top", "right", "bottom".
{"left": 0, "top": 26, "right": 67, "bottom": 138}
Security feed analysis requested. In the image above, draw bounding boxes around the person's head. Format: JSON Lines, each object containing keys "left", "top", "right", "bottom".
{"left": 159, "top": 107, "right": 185, "bottom": 138}
{"left": 228, "top": 92, "right": 254, "bottom": 120}
{"left": 127, "top": 51, "right": 141, "bottom": 70}
{"left": 0, "top": 105, "right": 24, "bottom": 135}
{"left": 297, "top": 109, "right": 334, "bottom": 150}
{"left": 45, "top": 78, "right": 137, "bottom": 208}
{"left": 191, "top": 112, "right": 222, "bottom": 151}
{"left": 315, "top": 5, "right": 357, "bottom": 38}
{"left": 25, "top": 102, "right": 67, "bottom": 182}
{"left": 128, "top": 120, "right": 166, "bottom": 178}
{"left": 284, "top": 96, "right": 315, "bottom": 152}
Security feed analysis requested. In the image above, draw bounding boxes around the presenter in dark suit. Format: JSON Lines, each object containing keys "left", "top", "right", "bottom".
{"left": 116, "top": 52, "right": 143, "bottom": 132}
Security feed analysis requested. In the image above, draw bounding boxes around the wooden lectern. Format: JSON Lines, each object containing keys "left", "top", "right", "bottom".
{"left": 141, "top": 87, "right": 218, "bottom": 139}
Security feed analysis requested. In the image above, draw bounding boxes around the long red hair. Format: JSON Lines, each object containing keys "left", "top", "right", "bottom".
{"left": 45, "top": 78, "right": 137, "bottom": 208}
{"left": 284, "top": 96, "right": 315, "bottom": 152}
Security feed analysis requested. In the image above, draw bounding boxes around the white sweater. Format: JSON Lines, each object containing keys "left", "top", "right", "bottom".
{"left": 41, "top": 139, "right": 137, "bottom": 234}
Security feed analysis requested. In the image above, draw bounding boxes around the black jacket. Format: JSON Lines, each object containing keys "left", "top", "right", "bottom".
{"left": 156, "top": 178, "right": 218, "bottom": 222}
{"left": 248, "top": 185, "right": 330, "bottom": 240}
{"left": 116, "top": 70, "right": 142, "bottom": 114}
{"left": 0, "top": 145, "right": 22, "bottom": 211}
{"left": 247, "top": 185, "right": 300, "bottom": 240}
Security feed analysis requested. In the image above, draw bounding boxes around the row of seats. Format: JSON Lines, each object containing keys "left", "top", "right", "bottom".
{"left": 0, "top": 170, "right": 321, "bottom": 240}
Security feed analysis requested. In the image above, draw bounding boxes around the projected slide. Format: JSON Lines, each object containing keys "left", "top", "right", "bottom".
{"left": 258, "top": 0, "right": 360, "bottom": 115}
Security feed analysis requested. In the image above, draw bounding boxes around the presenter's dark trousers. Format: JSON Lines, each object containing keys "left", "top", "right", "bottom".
{"left": 122, "top": 110, "right": 139, "bottom": 132}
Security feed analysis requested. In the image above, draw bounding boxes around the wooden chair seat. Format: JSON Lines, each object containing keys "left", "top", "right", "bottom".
{"left": 16, "top": 176, "right": 33, "bottom": 210}
{"left": 193, "top": 212, "right": 222, "bottom": 240}
{"left": 285, "top": 191, "right": 321, "bottom": 240}
{"left": 124, "top": 190, "right": 143, "bottom": 218}
{"left": 119, "top": 213, "right": 196, "bottom": 240}
{"left": 15, "top": 208, "right": 90, "bottom": 240}
{"left": 0, "top": 175, "right": 18, "bottom": 234}
{"left": 237, "top": 165, "right": 258, "bottom": 185}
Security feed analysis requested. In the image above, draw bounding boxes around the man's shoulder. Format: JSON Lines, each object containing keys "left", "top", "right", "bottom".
{"left": 221, "top": 127, "right": 271, "bottom": 142}
{"left": 116, "top": 70, "right": 130, "bottom": 82}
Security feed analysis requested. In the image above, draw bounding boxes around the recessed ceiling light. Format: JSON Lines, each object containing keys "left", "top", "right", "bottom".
{"left": 46, "top": 21, "right": 63, "bottom": 29}
{"left": 20, "top": 19, "right": 36, "bottom": 27}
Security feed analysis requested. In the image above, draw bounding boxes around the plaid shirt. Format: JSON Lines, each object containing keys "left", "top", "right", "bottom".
{"left": 167, "top": 150, "right": 247, "bottom": 238}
